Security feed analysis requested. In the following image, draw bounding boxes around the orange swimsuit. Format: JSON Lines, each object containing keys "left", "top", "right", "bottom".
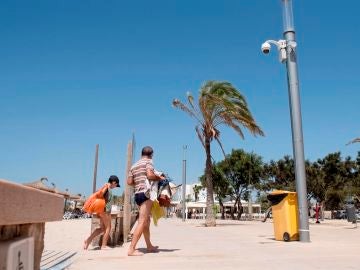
{"left": 83, "top": 184, "right": 108, "bottom": 214}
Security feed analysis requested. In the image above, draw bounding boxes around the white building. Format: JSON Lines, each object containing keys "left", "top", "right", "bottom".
{"left": 172, "top": 182, "right": 262, "bottom": 220}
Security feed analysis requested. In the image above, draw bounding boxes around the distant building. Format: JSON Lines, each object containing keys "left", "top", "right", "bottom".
{"left": 171, "top": 182, "right": 262, "bottom": 220}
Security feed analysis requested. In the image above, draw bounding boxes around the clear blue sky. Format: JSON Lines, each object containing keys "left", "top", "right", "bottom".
{"left": 1, "top": 0, "right": 359, "bottom": 197}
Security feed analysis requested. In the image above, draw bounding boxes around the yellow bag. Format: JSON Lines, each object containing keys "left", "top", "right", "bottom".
{"left": 151, "top": 200, "right": 165, "bottom": 226}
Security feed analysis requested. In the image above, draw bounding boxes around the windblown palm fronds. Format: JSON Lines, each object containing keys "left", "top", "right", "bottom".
{"left": 173, "top": 80, "right": 264, "bottom": 226}
{"left": 346, "top": 137, "right": 360, "bottom": 145}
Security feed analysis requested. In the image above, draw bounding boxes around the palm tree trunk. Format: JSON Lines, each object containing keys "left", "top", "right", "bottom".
{"left": 205, "top": 136, "right": 216, "bottom": 226}
{"left": 219, "top": 198, "right": 225, "bottom": 220}
{"left": 231, "top": 196, "right": 239, "bottom": 220}
{"left": 237, "top": 200, "right": 243, "bottom": 220}
{"left": 320, "top": 200, "right": 325, "bottom": 221}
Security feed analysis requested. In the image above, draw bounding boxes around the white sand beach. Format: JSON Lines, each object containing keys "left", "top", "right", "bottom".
{"left": 44, "top": 218, "right": 92, "bottom": 252}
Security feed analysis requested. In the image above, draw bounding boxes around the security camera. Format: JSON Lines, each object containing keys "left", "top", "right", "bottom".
{"left": 261, "top": 42, "right": 271, "bottom": 54}
{"left": 261, "top": 39, "right": 291, "bottom": 63}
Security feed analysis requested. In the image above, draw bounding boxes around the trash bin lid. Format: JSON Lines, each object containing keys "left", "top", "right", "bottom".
{"left": 267, "top": 190, "right": 296, "bottom": 206}
{"left": 270, "top": 190, "right": 296, "bottom": 195}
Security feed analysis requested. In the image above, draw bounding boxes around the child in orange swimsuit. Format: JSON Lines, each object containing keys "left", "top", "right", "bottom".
{"left": 83, "top": 175, "right": 120, "bottom": 250}
{"left": 83, "top": 185, "right": 108, "bottom": 214}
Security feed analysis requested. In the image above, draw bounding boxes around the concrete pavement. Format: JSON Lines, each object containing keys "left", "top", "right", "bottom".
{"left": 57, "top": 218, "right": 359, "bottom": 270}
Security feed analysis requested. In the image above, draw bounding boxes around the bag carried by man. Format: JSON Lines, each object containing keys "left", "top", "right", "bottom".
{"left": 147, "top": 171, "right": 173, "bottom": 207}
{"left": 157, "top": 179, "right": 172, "bottom": 207}
{"left": 148, "top": 171, "right": 180, "bottom": 207}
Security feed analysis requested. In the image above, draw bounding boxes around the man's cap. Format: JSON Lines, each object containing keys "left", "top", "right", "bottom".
{"left": 109, "top": 175, "right": 120, "bottom": 187}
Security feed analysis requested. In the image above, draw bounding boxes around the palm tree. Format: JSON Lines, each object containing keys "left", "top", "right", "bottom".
{"left": 193, "top": 184, "right": 203, "bottom": 202}
{"left": 172, "top": 81, "right": 264, "bottom": 226}
{"left": 347, "top": 138, "right": 360, "bottom": 145}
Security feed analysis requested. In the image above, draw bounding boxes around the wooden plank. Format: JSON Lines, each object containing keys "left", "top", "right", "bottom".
{"left": 43, "top": 257, "right": 75, "bottom": 270}
{"left": 41, "top": 250, "right": 56, "bottom": 260}
{"left": 92, "top": 144, "right": 99, "bottom": 193}
{"left": 0, "top": 179, "right": 64, "bottom": 225}
{"left": 40, "top": 250, "right": 77, "bottom": 270}
{"left": 40, "top": 251, "right": 64, "bottom": 265}
{"left": 123, "top": 141, "right": 134, "bottom": 243}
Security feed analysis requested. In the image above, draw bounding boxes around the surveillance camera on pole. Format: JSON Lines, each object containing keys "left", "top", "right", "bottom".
{"left": 261, "top": 0, "right": 310, "bottom": 243}
{"left": 261, "top": 39, "right": 296, "bottom": 63}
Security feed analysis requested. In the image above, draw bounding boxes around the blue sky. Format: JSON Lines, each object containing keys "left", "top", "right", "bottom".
{"left": 1, "top": 0, "right": 359, "bottom": 197}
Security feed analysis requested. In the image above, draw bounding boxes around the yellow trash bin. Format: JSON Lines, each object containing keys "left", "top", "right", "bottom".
{"left": 267, "top": 190, "right": 299, "bottom": 241}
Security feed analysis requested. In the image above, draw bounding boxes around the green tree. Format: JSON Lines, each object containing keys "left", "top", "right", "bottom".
{"left": 351, "top": 152, "right": 360, "bottom": 200}
{"left": 346, "top": 139, "right": 360, "bottom": 202}
{"left": 255, "top": 193, "right": 271, "bottom": 212}
{"left": 193, "top": 185, "right": 203, "bottom": 202}
{"left": 263, "top": 155, "right": 296, "bottom": 191}
{"left": 173, "top": 81, "right": 264, "bottom": 226}
{"left": 217, "top": 149, "right": 264, "bottom": 220}
{"left": 306, "top": 152, "right": 356, "bottom": 210}
{"left": 320, "top": 152, "right": 348, "bottom": 209}
{"left": 263, "top": 152, "right": 358, "bottom": 211}
{"left": 306, "top": 160, "right": 326, "bottom": 202}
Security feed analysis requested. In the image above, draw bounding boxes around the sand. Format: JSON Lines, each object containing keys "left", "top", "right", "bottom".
{"left": 44, "top": 218, "right": 92, "bottom": 252}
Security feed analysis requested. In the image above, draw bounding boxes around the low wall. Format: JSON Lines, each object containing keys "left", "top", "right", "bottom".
{"left": 0, "top": 179, "right": 64, "bottom": 270}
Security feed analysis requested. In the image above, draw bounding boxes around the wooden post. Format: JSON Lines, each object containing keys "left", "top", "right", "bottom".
{"left": 123, "top": 141, "right": 134, "bottom": 243}
{"left": 93, "top": 144, "right": 99, "bottom": 193}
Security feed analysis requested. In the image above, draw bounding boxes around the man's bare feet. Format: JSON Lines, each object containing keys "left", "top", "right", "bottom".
{"left": 128, "top": 249, "right": 144, "bottom": 256}
{"left": 83, "top": 240, "right": 90, "bottom": 250}
{"left": 146, "top": 245, "right": 159, "bottom": 252}
{"left": 101, "top": 246, "right": 112, "bottom": 250}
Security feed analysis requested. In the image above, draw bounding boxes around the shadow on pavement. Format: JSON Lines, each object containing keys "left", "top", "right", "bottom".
{"left": 195, "top": 223, "right": 249, "bottom": 227}
{"left": 137, "top": 248, "right": 181, "bottom": 253}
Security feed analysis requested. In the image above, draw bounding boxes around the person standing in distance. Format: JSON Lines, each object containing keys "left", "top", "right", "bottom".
{"left": 127, "top": 146, "right": 165, "bottom": 256}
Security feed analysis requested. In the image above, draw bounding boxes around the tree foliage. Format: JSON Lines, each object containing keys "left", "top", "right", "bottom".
{"left": 193, "top": 184, "right": 203, "bottom": 202}
{"left": 173, "top": 81, "right": 264, "bottom": 226}
{"left": 194, "top": 149, "right": 360, "bottom": 218}
{"left": 263, "top": 155, "right": 296, "bottom": 191}
{"left": 200, "top": 149, "right": 263, "bottom": 220}
{"left": 262, "top": 152, "right": 360, "bottom": 210}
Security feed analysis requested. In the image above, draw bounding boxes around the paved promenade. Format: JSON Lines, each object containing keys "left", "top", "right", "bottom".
{"left": 45, "top": 218, "right": 359, "bottom": 270}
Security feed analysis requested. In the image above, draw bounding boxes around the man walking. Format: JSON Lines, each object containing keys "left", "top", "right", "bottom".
{"left": 127, "top": 146, "right": 165, "bottom": 256}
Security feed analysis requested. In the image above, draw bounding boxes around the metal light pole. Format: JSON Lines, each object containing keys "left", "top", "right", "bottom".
{"left": 282, "top": 0, "right": 310, "bottom": 242}
{"left": 261, "top": 0, "right": 310, "bottom": 242}
{"left": 248, "top": 164, "right": 253, "bottom": 221}
{"left": 182, "top": 145, "right": 187, "bottom": 222}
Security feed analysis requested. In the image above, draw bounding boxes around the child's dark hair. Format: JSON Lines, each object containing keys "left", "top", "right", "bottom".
{"left": 108, "top": 175, "right": 120, "bottom": 187}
